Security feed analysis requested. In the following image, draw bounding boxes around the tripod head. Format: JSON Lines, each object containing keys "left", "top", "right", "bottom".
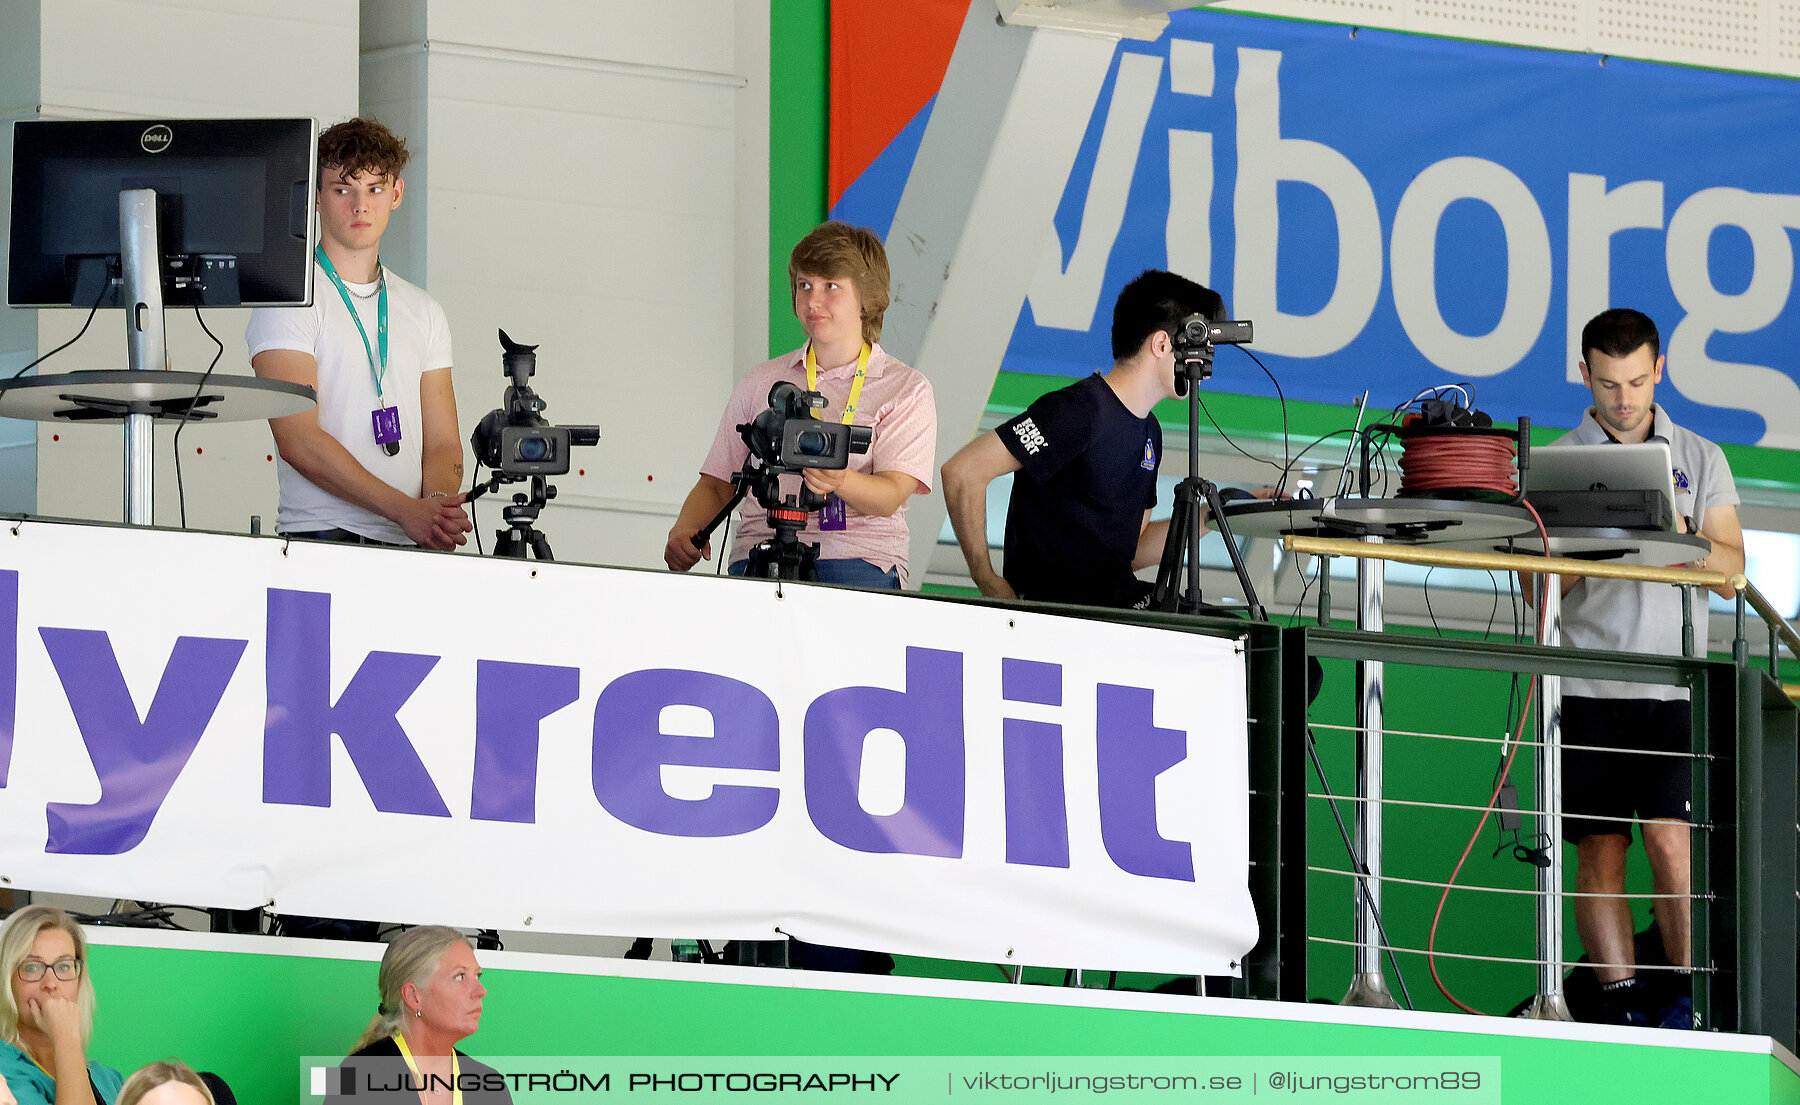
{"left": 687, "top": 382, "right": 873, "bottom": 581}
{"left": 715, "top": 438, "right": 828, "bottom": 582}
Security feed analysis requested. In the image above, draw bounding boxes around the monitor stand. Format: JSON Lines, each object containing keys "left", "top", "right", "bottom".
{"left": 0, "top": 188, "right": 315, "bottom": 525}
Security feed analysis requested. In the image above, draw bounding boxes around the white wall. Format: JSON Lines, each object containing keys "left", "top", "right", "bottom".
{"left": 1219, "top": 0, "right": 1800, "bottom": 76}
{"left": 3, "top": 0, "right": 358, "bottom": 531}
{"left": 361, "top": 0, "right": 769, "bottom": 567}
{"left": 0, "top": 6, "right": 43, "bottom": 513}
{"left": 2, "top": 0, "right": 770, "bottom": 570}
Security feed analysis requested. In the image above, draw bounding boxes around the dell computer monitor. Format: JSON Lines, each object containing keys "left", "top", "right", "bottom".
{"left": 7, "top": 117, "right": 316, "bottom": 309}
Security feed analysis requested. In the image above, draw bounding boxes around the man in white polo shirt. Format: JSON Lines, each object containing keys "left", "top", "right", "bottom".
{"left": 1546, "top": 307, "right": 1744, "bottom": 1029}
{"left": 247, "top": 117, "right": 471, "bottom": 550}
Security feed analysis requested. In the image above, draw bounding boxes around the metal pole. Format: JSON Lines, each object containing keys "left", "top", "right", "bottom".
{"left": 1186, "top": 373, "right": 1203, "bottom": 606}
{"left": 1317, "top": 554, "right": 1332, "bottom": 627}
{"left": 1734, "top": 590, "right": 1748, "bottom": 666}
{"left": 1342, "top": 536, "right": 1398, "bottom": 1008}
{"left": 1523, "top": 575, "right": 1572, "bottom": 1019}
{"left": 119, "top": 188, "right": 165, "bottom": 526}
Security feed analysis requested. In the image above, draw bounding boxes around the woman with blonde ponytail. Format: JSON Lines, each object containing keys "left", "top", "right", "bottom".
{"left": 326, "top": 927, "right": 510, "bottom": 1104}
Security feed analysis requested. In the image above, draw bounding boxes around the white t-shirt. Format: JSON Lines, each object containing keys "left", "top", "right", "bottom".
{"left": 246, "top": 261, "right": 453, "bottom": 543}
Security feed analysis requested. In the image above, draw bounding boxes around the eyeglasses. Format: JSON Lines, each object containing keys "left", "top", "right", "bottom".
{"left": 16, "top": 959, "right": 82, "bottom": 982}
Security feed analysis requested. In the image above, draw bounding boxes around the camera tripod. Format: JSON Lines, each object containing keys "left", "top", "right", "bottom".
{"left": 692, "top": 457, "right": 822, "bottom": 582}
{"left": 1147, "top": 339, "right": 1266, "bottom": 619}
{"left": 469, "top": 473, "right": 557, "bottom": 561}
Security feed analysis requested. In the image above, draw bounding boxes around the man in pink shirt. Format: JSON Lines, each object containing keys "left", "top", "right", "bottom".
{"left": 664, "top": 221, "right": 936, "bottom": 588}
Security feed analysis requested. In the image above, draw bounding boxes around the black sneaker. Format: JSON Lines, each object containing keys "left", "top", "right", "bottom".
{"left": 1655, "top": 996, "right": 1696, "bottom": 1030}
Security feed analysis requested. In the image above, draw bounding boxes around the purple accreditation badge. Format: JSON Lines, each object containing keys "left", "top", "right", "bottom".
{"left": 818, "top": 493, "right": 848, "bottom": 531}
{"left": 371, "top": 406, "right": 402, "bottom": 456}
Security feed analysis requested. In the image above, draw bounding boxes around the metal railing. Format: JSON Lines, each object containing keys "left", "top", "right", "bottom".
{"left": 1275, "top": 533, "right": 1798, "bottom": 1042}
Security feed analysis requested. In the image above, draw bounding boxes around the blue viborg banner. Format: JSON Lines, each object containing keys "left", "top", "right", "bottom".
{"left": 835, "top": 10, "right": 1800, "bottom": 449}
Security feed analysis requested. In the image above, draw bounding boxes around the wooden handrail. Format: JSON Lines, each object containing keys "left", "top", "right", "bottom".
{"left": 1742, "top": 580, "right": 1800, "bottom": 664}
{"left": 1280, "top": 533, "right": 1736, "bottom": 590}
{"left": 1283, "top": 534, "right": 1800, "bottom": 674}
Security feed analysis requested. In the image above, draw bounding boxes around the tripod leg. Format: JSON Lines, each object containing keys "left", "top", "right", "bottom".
{"left": 779, "top": 539, "right": 805, "bottom": 581}
{"left": 746, "top": 542, "right": 776, "bottom": 578}
{"left": 1200, "top": 479, "right": 1266, "bottom": 620}
{"left": 531, "top": 531, "right": 553, "bottom": 561}
{"left": 1151, "top": 490, "right": 1195, "bottom": 611}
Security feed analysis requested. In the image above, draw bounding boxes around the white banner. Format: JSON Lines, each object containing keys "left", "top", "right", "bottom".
{"left": 0, "top": 521, "right": 1254, "bottom": 973}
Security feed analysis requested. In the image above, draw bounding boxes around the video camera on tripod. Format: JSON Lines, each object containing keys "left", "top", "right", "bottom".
{"left": 1170, "top": 314, "right": 1253, "bottom": 393}
{"left": 742, "top": 380, "right": 872, "bottom": 481}
{"left": 467, "top": 329, "right": 600, "bottom": 560}
{"left": 1150, "top": 311, "right": 1266, "bottom": 619}
{"left": 691, "top": 380, "right": 871, "bottom": 581}
{"left": 471, "top": 329, "right": 601, "bottom": 477}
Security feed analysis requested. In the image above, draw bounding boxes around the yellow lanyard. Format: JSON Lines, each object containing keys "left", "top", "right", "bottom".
{"left": 393, "top": 1032, "right": 461, "bottom": 1105}
{"left": 803, "top": 342, "right": 870, "bottom": 425}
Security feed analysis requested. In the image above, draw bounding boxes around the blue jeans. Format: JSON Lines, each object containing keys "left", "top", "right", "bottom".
{"left": 729, "top": 557, "right": 899, "bottom": 589}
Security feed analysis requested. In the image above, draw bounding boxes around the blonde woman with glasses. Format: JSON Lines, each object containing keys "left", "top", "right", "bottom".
{"left": 0, "top": 906, "right": 124, "bottom": 1104}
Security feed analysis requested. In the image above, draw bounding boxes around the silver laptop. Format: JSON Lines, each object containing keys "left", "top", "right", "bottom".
{"left": 1528, "top": 441, "right": 1677, "bottom": 529}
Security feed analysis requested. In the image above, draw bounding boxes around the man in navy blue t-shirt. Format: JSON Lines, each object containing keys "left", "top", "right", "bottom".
{"left": 942, "top": 270, "right": 1223, "bottom": 607}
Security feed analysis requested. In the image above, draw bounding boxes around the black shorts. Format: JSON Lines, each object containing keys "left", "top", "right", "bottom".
{"left": 1560, "top": 696, "right": 1692, "bottom": 844}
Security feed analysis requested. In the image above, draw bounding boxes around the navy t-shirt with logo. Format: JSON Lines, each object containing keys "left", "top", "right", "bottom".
{"left": 998, "top": 373, "right": 1161, "bottom": 607}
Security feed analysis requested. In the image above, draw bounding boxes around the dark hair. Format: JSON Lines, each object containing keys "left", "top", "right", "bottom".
{"left": 788, "top": 221, "right": 890, "bottom": 345}
{"left": 1110, "top": 270, "right": 1224, "bottom": 361}
{"left": 317, "top": 117, "right": 411, "bottom": 185}
{"left": 1581, "top": 307, "right": 1660, "bottom": 364}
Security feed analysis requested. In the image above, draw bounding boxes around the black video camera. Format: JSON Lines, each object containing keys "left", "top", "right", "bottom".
{"left": 739, "top": 381, "right": 871, "bottom": 472}
{"left": 1170, "top": 314, "right": 1253, "bottom": 395}
{"left": 470, "top": 329, "right": 600, "bottom": 477}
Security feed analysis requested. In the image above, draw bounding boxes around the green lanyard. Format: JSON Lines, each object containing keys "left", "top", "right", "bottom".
{"left": 315, "top": 245, "right": 389, "bottom": 403}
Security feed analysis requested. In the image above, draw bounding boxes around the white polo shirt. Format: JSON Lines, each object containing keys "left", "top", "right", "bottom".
{"left": 1552, "top": 406, "right": 1739, "bottom": 700}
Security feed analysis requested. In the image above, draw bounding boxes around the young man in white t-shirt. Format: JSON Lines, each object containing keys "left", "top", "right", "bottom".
{"left": 246, "top": 117, "right": 471, "bottom": 549}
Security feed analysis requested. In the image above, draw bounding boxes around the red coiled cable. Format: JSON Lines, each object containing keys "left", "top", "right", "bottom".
{"left": 1425, "top": 499, "right": 1552, "bottom": 1015}
{"left": 1398, "top": 432, "right": 1518, "bottom": 498}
